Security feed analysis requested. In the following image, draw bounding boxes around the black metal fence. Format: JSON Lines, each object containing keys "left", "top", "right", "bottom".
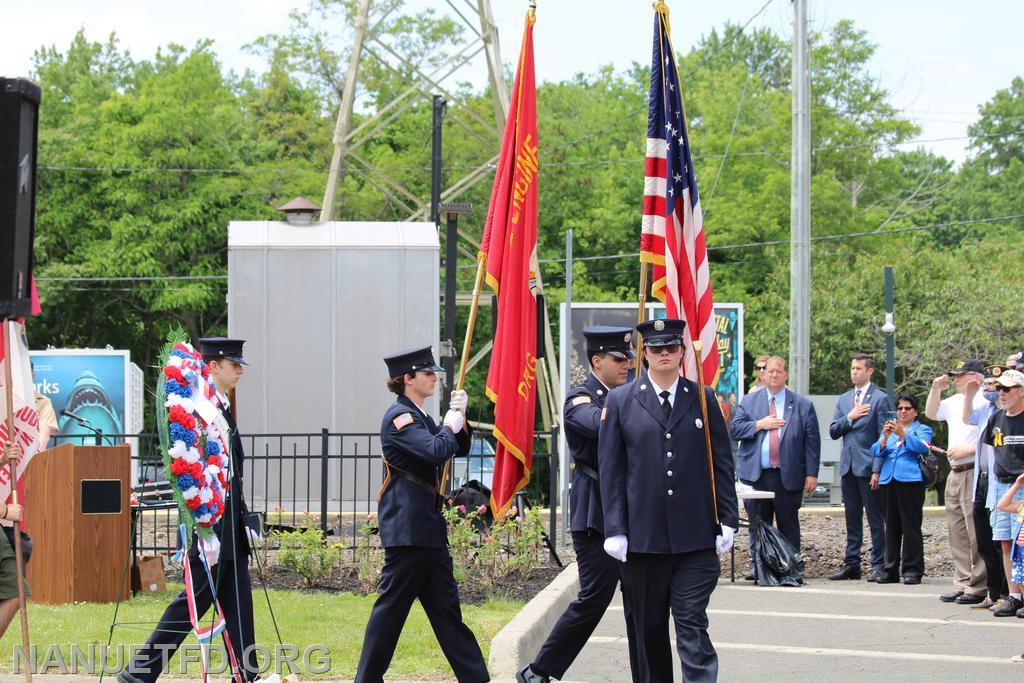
{"left": 52, "top": 428, "right": 560, "bottom": 555}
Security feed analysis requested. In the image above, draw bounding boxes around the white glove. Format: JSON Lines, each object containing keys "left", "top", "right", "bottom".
{"left": 200, "top": 536, "right": 221, "bottom": 567}
{"left": 443, "top": 409, "right": 465, "bottom": 433}
{"left": 603, "top": 534, "right": 628, "bottom": 562}
{"left": 715, "top": 525, "right": 736, "bottom": 555}
{"left": 449, "top": 389, "right": 468, "bottom": 412}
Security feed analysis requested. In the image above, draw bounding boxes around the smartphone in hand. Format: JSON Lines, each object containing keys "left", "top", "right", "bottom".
{"left": 887, "top": 410, "right": 898, "bottom": 422}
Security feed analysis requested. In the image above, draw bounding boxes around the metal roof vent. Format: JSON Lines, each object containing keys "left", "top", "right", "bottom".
{"left": 275, "top": 197, "right": 321, "bottom": 225}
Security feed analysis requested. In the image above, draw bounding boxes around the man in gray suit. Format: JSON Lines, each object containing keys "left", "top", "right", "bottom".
{"left": 730, "top": 356, "right": 821, "bottom": 554}
{"left": 828, "top": 354, "right": 891, "bottom": 581}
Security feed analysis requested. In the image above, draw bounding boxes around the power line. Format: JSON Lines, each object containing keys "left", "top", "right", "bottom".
{"left": 37, "top": 128, "right": 1019, "bottom": 178}
{"left": 521, "top": 213, "right": 1024, "bottom": 267}
{"left": 36, "top": 274, "right": 227, "bottom": 282}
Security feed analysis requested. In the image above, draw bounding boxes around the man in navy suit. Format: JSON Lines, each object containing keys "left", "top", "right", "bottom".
{"left": 828, "top": 354, "right": 891, "bottom": 581}
{"left": 518, "top": 326, "right": 637, "bottom": 683}
{"left": 599, "top": 318, "right": 738, "bottom": 683}
{"left": 730, "top": 356, "right": 821, "bottom": 557}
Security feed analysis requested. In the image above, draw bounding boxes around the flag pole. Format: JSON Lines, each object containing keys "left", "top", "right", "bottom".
{"left": 691, "top": 339, "right": 719, "bottom": 524}
{"left": 439, "top": 253, "right": 487, "bottom": 497}
{"left": 2, "top": 321, "right": 32, "bottom": 683}
{"left": 456, "top": 255, "right": 487, "bottom": 393}
{"left": 636, "top": 261, "right": 649, "bottom": 342}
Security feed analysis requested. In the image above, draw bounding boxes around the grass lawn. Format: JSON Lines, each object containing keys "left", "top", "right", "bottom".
{"left": 0, "top": 584, "right": 522, "bottom": 679}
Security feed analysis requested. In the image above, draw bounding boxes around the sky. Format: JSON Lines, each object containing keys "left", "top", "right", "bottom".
{"left": 2, "top": 1, "right": 1021, "bottom": 165}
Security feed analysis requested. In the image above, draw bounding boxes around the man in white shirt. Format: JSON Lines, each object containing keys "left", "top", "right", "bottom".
{"left": 925, "top": 358, "right": 989, "bottom": 604}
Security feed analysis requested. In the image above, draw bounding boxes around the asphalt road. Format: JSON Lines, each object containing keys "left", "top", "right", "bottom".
{"left": 562, "top": 576, "right": 1024, "bottom": 682}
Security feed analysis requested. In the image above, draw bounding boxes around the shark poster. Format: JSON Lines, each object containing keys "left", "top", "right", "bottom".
{"left": 29, "top": 352, "right": 128, "bottom": 442}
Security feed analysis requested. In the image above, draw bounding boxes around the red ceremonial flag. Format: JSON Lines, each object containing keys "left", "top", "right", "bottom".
{"left": 640, "top": 5, "right": 718, "bottom": 384}
{"left": 481, "top": 10, "right": 539, "bottom": 521}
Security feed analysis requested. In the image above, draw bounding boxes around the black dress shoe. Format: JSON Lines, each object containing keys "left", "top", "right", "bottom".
{"left": 955, "top": 592, "right": 985, "bottom": 605}
{"left": 994, "top": 596, "right": 1023, "bottom": 617}
{"left": 517, "top": 664, "right": 550, "bottom": 683}
{"left": 828, "top": 565, "right": 861, "bottom": 580}
{"left": 902, "top": 575, "right": 921, "bottom": 585}
{"left": 939, "top": 590, "right": 964, "bottom": 603}
{"left": 867, "top": 569, "right": 889, "bottom": 583}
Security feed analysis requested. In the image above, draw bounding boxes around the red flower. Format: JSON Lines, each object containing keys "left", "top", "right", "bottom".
{"left": 169, "top": 405, "right": 196, "bottom": 429}
{"left": 188, "top": 462, "right": 204, "bottom": 480}
{"left": 169, "top": 460, "right": 190, "bottom": 476}
{"left": 163, "top": 366, "right": 187, "bottom": 385}
{"left": 186, "top": 496, "right": 201, "bottom": 510}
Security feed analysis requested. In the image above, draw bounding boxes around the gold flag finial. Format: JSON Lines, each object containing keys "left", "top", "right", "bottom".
{"left": 653, "top": 1, "right": 671, "bottom": 36}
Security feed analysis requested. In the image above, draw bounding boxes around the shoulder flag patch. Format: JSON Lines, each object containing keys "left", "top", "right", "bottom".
{"left": 572, "top": 396, "right": 592, "bottom": 406}
{"left": 392, "top": 412, "right": 414, "bottom": 431}
{"left": 600, "top": 407, "right": 608, "bottom": 421}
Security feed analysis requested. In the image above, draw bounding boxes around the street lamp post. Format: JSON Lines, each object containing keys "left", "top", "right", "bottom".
{"left": 882, "top": 266, "right": 896, "bottom": 401}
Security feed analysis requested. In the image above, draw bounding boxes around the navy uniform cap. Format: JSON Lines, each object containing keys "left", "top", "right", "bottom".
{"left": 198, "top": 337, "right": 248, "bottom": 365}
{"left": 984, "top": 364, "right": 1010, "bottom": 380}
{"left": 583, "top": 326, "right": 635, "bottom": 360}
{"left": 637, "top": 318, "right": 686, "bottom": 347}
{"left": 384, "top": 346, "right": 443, "bottom": 378}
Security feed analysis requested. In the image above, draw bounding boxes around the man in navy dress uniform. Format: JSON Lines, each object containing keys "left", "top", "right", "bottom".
{"left": 518, "top": 327, "right": 638, "bottom": 683}
{"left": 355, "top": 346, "right": 489, "bottom": 683}
{"left": 121, "top": 337, "right": 260, "bottom": 682}
{"left": 598, "top": 319, "right": 738, "bottom": 683}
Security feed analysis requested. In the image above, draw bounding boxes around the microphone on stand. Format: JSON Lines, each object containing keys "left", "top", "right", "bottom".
{"left": 60, "top": 408, "right": 88, "bottom": 424}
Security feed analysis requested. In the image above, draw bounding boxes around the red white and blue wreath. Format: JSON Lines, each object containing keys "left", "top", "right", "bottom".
{"left": 157, "top": 331, "right": 231, "bottom": 536}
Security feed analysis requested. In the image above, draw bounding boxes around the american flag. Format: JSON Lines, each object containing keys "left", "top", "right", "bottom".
{"left": 640, "top": 6, "right": 718, "bottom": 384}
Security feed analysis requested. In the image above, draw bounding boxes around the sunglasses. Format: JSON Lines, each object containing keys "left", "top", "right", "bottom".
{"left": 896, "top": 406, "right": 915, "bottom": 412}
{"left": 755, "top": 365, "right": 767, "bottom": 371}
{"left": 649, "top": 344, "right": 682, "bottom": 355}
{"left": 998, "top": 385, "right": 1022, "bottom": 393}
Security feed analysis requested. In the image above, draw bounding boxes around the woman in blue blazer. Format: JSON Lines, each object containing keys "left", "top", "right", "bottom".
{"left": 870, "top": 393, "right": 933, "bottom": 584}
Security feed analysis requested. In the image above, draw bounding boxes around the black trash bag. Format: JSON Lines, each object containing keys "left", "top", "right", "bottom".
{"left": 752, "top": 522, "right": 804, "bottom": 587}
{"left": 448, "top": 480, "right": 493, "bottom": 531}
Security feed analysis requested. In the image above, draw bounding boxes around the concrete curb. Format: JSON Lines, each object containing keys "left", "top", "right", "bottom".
{"left": 487, "top": 562, "right": 580, "bottom": 683}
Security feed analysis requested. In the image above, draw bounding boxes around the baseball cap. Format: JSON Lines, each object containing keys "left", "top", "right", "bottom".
{"left": 995, "top": 370, "right": 1024, "bottom": 388}
{"left": 947, "top": 359, "right": 984, "bottom": 376}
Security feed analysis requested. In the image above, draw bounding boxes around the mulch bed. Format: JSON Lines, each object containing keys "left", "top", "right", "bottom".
{"left": 162, "top": 554, "right": 566, "bottom": 605}
{"left": 723, "top": 510, "right": 954, "bottom": 579}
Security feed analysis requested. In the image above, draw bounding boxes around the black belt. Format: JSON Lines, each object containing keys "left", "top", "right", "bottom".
{"left": 389, "top": 465, "right": 439, "bottom": 493}
{"left": 377, "top": 456, "right": 439, "bottom": 505}
{"left": 998, "top": 474, "right": 1021, "bottom": 484}
{"left": 950, "top": 462, "right": 975, "bottom": 473}
{"left": 573, "top": 461, "right": 599, "bottom": 481}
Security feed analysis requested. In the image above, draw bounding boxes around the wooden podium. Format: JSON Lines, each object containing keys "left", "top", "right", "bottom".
{"left": 22, "top": 444, "right": 131, "bottom": 604}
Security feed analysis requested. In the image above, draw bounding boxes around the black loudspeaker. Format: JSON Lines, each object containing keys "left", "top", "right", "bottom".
{"left": 0, "top": 77, "right": 40, "bottom": 319}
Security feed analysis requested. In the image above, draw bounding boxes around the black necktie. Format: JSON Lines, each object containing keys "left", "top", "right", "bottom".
{"left": 660, "top": 390, "right": 671, "bottom": 418}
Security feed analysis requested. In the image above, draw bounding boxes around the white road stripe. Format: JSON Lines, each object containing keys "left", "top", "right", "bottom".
{"left": 715, "top": 584, "right": 949, "bottom": 599}
{"left": 585, "top": 637, "right": 1020, "bottom": 666}
{"left": 707, "top": 608, "right": 1023, "bottom": 629}
{"left": 713, "top": 642, "right": 1019, "bottom": 666}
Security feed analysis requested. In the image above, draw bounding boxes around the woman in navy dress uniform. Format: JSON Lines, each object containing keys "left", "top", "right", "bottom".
{"left": 354, "top": 346, "right": 489, "bottom": 683}
{"left": 598, "top": 319, "right": 739, "bottom": 683}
